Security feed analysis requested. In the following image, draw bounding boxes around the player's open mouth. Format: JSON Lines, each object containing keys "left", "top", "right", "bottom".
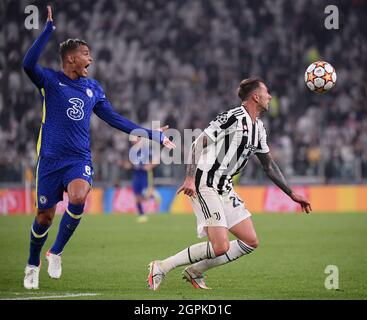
{"left": 84, "top": 64, "right": 90, "bottom": 74}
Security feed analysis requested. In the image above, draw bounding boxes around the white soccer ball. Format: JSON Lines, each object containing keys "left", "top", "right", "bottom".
{"left": 305, "top": 61, "right": 337, "bottom": 93}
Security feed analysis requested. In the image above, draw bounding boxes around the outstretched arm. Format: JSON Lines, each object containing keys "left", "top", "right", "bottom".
{"left": 256, "top": 152, "right": 312, "bottom": 213}
{"left": 23, "top": 5, "right": 55, "bottom": 88}
{"left": 93, "top": 99, "right": 175, "bottom": 149}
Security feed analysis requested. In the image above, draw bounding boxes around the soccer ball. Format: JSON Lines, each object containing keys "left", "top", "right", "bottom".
{"left": 305, "top": 61, "right": 337, "bottom": 93}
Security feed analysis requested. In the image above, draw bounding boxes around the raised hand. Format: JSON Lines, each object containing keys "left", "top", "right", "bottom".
{"left": 47, "top": 5, "right": 53, "bottom": 22}
{"left": 159, "top": 125, "right": 176, "bottom": 150}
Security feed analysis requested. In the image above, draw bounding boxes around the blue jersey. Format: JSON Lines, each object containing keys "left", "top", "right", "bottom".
{"left": 23, "top": 22, "right": 163, "bottom": 161}
{"left": 131, "top": 146, "right": 151, "bottom": 173}
{"left": 33, "top": 69, "right": 109, "bottom": 160}
{"left": 130, "top": 145, "right": 151, "bottom": 195}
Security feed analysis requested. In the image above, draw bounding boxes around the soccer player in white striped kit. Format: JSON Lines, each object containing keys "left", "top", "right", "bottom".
{"left": 148, "top": 78, "right": 312, "bottom": 290}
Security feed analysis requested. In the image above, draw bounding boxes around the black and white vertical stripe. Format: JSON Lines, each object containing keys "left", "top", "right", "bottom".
{"left": 196, "top": 105, "right": 269, "bottom": 194}
{"left": 199, "top": 106, "right": 260, "bottom": 193}
{"left": 195, "top": 169, "right": 211, "bottom": 220}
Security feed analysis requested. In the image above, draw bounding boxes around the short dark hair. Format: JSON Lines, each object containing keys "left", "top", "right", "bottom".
{"left": 59, "top": 39, "right": 90, "bottom": 62}
{"left": 237, "top": 77, "right": 264, "bottom": 101}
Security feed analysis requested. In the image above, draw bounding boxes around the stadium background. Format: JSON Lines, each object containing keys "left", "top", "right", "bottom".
{"left": 0, "top": 0, "right": 367, "bottom": 301}
{"left": 1, "top": 0, "right": 366, "bottom": 215}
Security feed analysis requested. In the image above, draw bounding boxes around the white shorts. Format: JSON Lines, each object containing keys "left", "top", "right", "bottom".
{"left": 190, "top": 186, "right": 252, "bottom": 238}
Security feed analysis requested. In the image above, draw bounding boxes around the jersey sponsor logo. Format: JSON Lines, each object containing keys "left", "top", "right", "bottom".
{"left": 247, "top": 144, "right": 257, "bottom": 152}
{"left": 66, "top": 98, "right": 85, "bottom": 121}
{"left": 86, "top": 88, "right": 93, "bottom": 97}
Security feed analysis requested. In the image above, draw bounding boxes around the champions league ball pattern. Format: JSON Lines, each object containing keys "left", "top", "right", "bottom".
{"left": 305, "top": 61, "right": 337, "bottom": 93}
{"left": 215, "top": 112, "right": 229, "bottom": 124}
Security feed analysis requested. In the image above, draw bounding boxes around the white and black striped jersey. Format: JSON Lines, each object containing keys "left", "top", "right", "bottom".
{"left": 196, "top": 105, "right": 270, "bottom": 194}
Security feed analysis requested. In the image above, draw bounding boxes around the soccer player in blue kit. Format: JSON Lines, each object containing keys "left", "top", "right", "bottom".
{"left": 23, "top": 6, "right": 175, "bottom": 289}
{"left": 129, "top": 136, "right": 159, "bottom": 223}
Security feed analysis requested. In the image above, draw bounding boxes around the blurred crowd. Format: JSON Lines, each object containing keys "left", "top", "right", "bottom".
{"left": 1, "top": 0, "right": 366, "bottom": 183}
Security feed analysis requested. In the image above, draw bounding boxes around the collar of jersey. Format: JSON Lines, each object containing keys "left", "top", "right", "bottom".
{"left": 241, "top": 104, "right": 259, "bottom": 123}
{"left": 58, "top": 71, "right": 86, "bottom": 84}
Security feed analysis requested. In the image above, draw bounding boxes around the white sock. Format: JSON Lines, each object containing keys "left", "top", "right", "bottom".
{"left": 190, "top": 240, "right": 255, "bottom": 274}
{"left": 159, "top": 241, "right": 216, "bottom": 274}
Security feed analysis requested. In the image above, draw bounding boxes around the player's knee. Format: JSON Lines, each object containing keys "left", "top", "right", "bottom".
{"left": 36, "top": 212, "right": 53, "bottom": 226}
{"left": 212, "top": 241, "right": 230, "bottom": 257}
{"left": 68, "top": 192, "right": 87, "bottom": 205}
{"left": 246, "top": 238, "right": 259, "bottom": 249}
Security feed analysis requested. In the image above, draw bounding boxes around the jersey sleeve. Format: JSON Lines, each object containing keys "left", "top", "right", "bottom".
{"left": 204, "top": 111, "right": 241, "bottom": 142}
{"left": 93, "top": 84, "right": 163, "bottom": 144}
{"left": 23, "top": 21, "right": 54, "bottom": 89}
{"left": 255, "top": 121, "right": 270, "bottom": 154}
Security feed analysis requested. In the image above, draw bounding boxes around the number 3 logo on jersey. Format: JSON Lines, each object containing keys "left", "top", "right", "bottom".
{"left": 67, "top": 98, "right": 84, "bottom": 121}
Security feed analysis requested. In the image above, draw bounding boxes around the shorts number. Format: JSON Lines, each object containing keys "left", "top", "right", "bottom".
{"left": 230, "top": 196, "right": 243, "bottom": 208}
{"left": 85, "top": 165, "right": 91, "bottom": 176}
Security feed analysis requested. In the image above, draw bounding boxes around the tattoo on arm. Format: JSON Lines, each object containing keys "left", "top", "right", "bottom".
{"left": 186, "top": 134, "right": 209, "bottom": 178}
{"left": 256, "top": 152, "right": 293, "bottom": 196}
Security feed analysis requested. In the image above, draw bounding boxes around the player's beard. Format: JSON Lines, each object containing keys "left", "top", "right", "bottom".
{"left": 259, "top": 102, "right": 269, "bottom": 113}
{"left": 263, "top": 98, "right": 271, "bottom": 112}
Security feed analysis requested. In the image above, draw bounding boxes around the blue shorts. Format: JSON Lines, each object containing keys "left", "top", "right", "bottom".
{"left": 132, "top": 172, "right": 148, "bottom": 196}
{"left": 35, "top": 157, "right": 93, "bottom": 209}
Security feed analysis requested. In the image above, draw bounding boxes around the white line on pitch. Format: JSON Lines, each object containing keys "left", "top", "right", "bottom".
{"left": 0, "top": 292, "right": 61, "bottom": 295}
{"left": 1, "top": 293, "right": 100, "bottom": 300}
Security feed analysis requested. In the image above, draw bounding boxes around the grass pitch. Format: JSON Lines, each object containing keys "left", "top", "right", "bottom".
{"left": 0, "top": 213, "right": 366, "bottom": 300}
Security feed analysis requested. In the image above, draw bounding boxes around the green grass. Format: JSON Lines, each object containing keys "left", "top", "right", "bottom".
{"left": 0, "top": 213, "right": 366, "bottom": 300}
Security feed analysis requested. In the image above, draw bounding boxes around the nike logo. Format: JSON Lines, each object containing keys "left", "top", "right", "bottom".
{"left": 83, "top": 173, "right": 90, "bottom": 177}
{"left": 59, "top": 82, "right": 67, "bottom": 86}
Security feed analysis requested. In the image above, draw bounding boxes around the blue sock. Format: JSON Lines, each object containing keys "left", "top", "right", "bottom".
{"left": 28, "top": 219, "right": 51, "bottom": 267}
{"left": 137, "top": 202, "right": 144, "bottom": 216}
{"left": 50, "top": 203, "right": 84, "bottom": 255}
